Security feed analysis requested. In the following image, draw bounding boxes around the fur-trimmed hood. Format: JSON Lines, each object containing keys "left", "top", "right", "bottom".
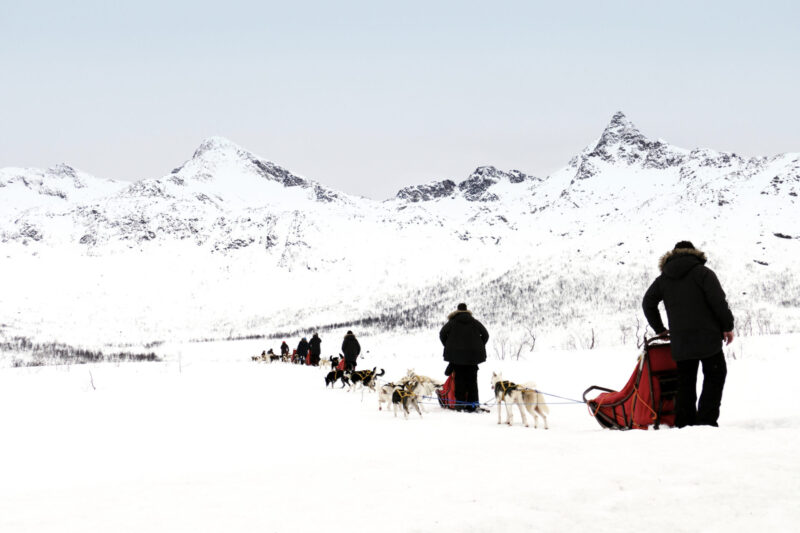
{"left": 658, "top": 248, "right": 707, "bottom": 279}
{"left": 447, "top": 309, "right": 473, "bottom": 320}
{"left": 658, "top": 248, "right": 707, "bottom": 271}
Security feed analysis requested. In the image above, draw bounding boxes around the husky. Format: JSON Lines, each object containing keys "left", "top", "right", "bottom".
{"left": 490, "top": 372, "right": 549, "bottom": 429}
{"left": 392, "top": 380, "right": 423, "bottom": 419}
{"left": 404, "top": 369, "right": 441, "bottom": 388}
{"left": 377, "top": 382, "right": 398, "bottom": 411}
{"left": 346, "top": 367, "right": 385, "bottom": 392}
{"left": 324, "top": 369, "right": 350, "bottom": 389}
{"left": 321, "top": 356, "right": 340, "bottom": 372}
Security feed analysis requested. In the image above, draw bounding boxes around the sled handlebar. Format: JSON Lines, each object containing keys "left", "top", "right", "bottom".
{"left": 582, "top": 385, "right": 615, "bottom": 404}
{"left": 644, "top": 332, "right": 670, "bottom": 346}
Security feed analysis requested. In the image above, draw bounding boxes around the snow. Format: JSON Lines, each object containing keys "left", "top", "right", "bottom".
{"left": 0, "top": 333, "right": 798, "bottom": 532}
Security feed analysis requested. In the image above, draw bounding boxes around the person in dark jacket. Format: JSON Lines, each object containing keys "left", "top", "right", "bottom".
{"left": 341, "top": 331, "right": 361, "bottom": 371}
{"left": 439, "top": 303, "right": 489, "bottom": 412}
{"left": 642, "top": 241, "right": 734, "bottom": 428}
{"left": 309, "top": 333, "right": 322, "bottom": 366}
{"left": 280, "top": 341, "right": 289, "bottom": 356}
{"left": 296, "top": 337, "right": 309, "bottom": 365}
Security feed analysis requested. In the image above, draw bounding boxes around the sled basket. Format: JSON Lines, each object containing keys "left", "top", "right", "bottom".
{"left": 436, "top": 374, "right": 457, "bottom": 409}
{"left": 583, "top": 336, "right": 678, "bottom": 430}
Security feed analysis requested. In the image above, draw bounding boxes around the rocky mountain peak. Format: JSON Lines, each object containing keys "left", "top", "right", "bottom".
{"left": 395, "top": 179, "right": 457, "bottom": 202}
{"left": 191, "top": 136, "right": 248, "bottom": 161}
{"left": 48, "top": 163, "right": 79, "bottom": 178}
{"left": 595, "top": 111, "right": 647, "bottom": 151}
{"left": 395, "top": 165, "right": 536, "bottom": 203}
{"left": 577, "top": 112, "right": 686, "bottom": 172}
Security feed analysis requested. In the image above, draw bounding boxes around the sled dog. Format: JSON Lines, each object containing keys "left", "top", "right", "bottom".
{"left": 490, "top": 372, "right": 549, "bottom": 429}
{"left": 324, "top": 369, "right": 350, "bottom": 389}
{"left": 404, "top": 369, "right": 441, "bottom": 387}
{"left": 346, "top": 367, "right": 385, "bottom": 392}
{"left": 392, "top": 380, "right": 423, "bottom": 419}
{"left": 378, "top": 382, "right": 398, "bottom": 411}
{"left": 321, "top": 356, "right": 340, "bottom": 372}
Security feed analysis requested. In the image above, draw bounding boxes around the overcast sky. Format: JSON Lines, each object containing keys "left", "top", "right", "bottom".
{"left": 1, "top": 1, "right": 798, "bottom": 199}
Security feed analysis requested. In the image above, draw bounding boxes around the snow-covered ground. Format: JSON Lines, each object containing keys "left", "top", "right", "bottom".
{"left": 1, "top": 333, "right": 797, "bottom": 532}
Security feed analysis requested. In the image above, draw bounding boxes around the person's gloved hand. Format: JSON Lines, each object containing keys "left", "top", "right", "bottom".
{"left": 723, "top": 331, "right": 734, "bottom": 345}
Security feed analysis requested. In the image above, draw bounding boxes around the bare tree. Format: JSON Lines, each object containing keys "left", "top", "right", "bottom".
{"left": 511, "top": 336, "right": 528, "bottom": 361}
{"left": 492, "top": 332, "right": 509, "bottom": 360}
{"left": 635, "top": 317, "right": 652, "bottom": 349}
{"left": 619, "top": 323, "right": 629, "bottom": 346}
{"left": 523, "top": 324, "right": 537, "bottom": 353}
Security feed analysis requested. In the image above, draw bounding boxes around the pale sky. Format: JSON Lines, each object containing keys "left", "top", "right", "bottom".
{"left": 1, "top": 0, "right": 798, "bottom": 199}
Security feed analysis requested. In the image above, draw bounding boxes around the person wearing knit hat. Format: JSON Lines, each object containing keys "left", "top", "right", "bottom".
{"left": 439, "top": 303, "right": 489, "bottom": 412}
{"left": 642, "top": 240, "right": 735, "bottom": 427}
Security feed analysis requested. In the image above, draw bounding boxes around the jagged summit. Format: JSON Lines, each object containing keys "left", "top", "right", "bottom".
{"left": 197, "top": 136, "right": 239, "bottom": 149}
{"left": 47, "top": 163, "right": 80, "bottom": 178}
{"left": 594, "top": 111, "right": 648, "bottom": 152}
{"left": 191, "top": 136, "right": 248, "bottom": 160}
{"left": 567, "top": 112, "right": 688, "bottom": 173}
{"left": 163, "top": 137, "right": 345, "bottom": 205}
{"left": 395, "top": 165, "right": 536, "bottom": 203}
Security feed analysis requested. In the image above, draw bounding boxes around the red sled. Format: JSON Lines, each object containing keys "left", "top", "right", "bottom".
{"left": 436, "top": 374, "right": 457, "bottom": 409}
{"left": 583, "top": 336, "right": 678, "bottom": 430}
{"left": 336, "top": 358, "right": 346, "bottom": 371}
{"left": 305, "top": 352, "right": 311, "bottom": 365}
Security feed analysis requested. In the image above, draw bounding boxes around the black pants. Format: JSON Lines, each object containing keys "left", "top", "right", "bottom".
{"left": 675, "top": 351, "right": 727, "bottom": 427}
{"left": 345, "top": 359, "right": 357, "bottom": 371}
{"left": 452, "top": 364, "right": 479, "bottom": 411}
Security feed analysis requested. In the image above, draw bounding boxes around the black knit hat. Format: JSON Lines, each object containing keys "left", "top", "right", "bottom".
{"left": 674, "top": 240, "right": 695, "bottom": 250}
{"left": 346, "top": 330, "right": 353, "bottom": 335}
{"left": 457, "top": 303, "right": 468, "bottom": 311}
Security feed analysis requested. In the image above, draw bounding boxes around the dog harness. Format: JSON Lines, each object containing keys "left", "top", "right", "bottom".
{"left": 495, "top": 380, "right": 522, "bottom": 402}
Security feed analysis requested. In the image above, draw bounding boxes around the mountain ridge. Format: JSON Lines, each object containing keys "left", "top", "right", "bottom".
{"left": 1, "top": 113, "right": 798, "bottom": 346}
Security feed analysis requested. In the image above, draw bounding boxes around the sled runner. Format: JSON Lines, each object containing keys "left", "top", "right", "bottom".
{"left": 583, "top": 336, "right": 679, "bottom": 430}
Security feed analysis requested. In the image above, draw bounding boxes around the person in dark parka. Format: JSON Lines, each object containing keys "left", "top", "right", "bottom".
{"left": 439, "top": 303, "right": 489, "bottom": 412}
{"left": 642, "top": 241, "right": 735, "bottom": 427}
{"left": 280, "top": 341, "right": 289, "bottom": 356}
{"left": 296, "top": 337, "right": 309, "bottom": 365}
{"left": 309, "top": 333, "right": 322, "bottom": 366}
{"left": 341, "top": 331, "right": 361, "bottom": 371}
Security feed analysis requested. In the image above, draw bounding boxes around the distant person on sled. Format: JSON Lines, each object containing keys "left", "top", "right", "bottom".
{"left": 341, "top": 330, "right": 361, "bottom": 371}
{"left": 439, "top": 303, "right": 489, "bottom": 412}
{"left": 309, "top": 333, "right": 322, "bottom": 366}
{"left": 280, "top": 341, "right": 289, "bottom": 357}
{"left": 642, "top": 241, "right": 734, "bottom": 428}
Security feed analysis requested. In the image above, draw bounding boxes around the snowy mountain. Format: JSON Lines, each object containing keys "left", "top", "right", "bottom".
{"left": 1, "top": 113, "right": 798, "bottom": 347}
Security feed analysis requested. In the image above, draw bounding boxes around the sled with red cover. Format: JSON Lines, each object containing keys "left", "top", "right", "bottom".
{"left": 436, "top": 374, "right": 457, "bottom": 409}
{"left": 583, "top": 336, "right": 678, "bottom": 430}
{"left": 336, "top": 358, "right": 346, "bottom": 371}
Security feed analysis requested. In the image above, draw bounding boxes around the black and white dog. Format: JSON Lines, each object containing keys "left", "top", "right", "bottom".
{"left": 490, "top": 372, "right": 549, "bottom": 428}
{"left": 321, "top": 355, "right": 340, "bottom": 372}
{"left": 324, "top": 369, "right": 350, "bottom": 389}
{"left": 346, "top": 367, "right": 385, "bottom": 392}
